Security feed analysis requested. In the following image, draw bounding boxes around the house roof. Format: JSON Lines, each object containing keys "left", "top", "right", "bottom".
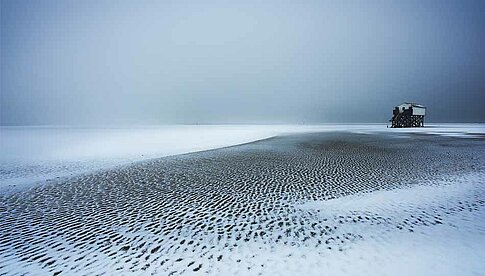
{"left": 399, "top": 102, "right": 426, "bottom": 108}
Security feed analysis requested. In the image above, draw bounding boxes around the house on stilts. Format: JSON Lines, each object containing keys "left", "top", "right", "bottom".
{"left": 390, "top": 103, "right": 426, "bottom": 128}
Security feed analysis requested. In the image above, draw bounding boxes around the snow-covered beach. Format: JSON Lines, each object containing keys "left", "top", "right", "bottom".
{"left": 3, "top": 0, "right": 484, "bottom": 274}
{"left": 1, "top": 124, "right": 484, "bottom": 193}
{"left": 1, "top": 125, "right": 484, "bottom": 275}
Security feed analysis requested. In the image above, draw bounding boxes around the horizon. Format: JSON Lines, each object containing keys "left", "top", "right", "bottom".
{"left": 2, "top": 122, "right": 485, "bottom": 128}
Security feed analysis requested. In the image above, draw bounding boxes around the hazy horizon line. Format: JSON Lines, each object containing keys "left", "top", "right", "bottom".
{"left": 1, "top": 122, "right": 484, "bottom": 128}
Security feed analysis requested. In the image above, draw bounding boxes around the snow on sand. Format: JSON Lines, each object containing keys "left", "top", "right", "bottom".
{"left": 1, "top": 124, "right": 484, "bottom": 193}
{"left": 0, "top": 128, "right": 483, "bottom": 275}
{"left": 298, "top": 173, "right": 485, "bottom": 276}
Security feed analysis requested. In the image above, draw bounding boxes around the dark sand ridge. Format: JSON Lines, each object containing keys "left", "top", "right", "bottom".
{"left": 1, "top": 132, "right": 484, "bottom": 275}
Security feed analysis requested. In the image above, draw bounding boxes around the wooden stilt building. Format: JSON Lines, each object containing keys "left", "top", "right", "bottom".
{"left": 390, "top": 103, "right": 426, "bottom": 128}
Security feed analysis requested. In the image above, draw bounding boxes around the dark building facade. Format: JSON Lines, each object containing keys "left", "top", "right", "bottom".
{"left": 390, "top": 103, "right": 426, "bottom": 128}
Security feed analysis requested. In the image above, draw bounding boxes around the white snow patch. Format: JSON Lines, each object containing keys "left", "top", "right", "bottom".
{"left": 299, "top": 175, "right": 480, "bottom": 213}
{"left": 296, "top": 173, "right": 485, "bottom": 276}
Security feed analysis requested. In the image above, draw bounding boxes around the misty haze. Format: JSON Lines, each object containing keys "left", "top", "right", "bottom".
{"left": 1, "top": 1, "right": 484, "bottom": 275}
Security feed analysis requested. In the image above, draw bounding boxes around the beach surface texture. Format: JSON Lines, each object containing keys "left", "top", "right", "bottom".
{"left": 1, "top": 125, "right": 484, "bottom": 275}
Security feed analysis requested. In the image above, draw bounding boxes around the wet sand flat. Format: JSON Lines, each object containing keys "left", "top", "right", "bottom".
{"left": 1, "top": 132, "right": 484, "bottom": 275}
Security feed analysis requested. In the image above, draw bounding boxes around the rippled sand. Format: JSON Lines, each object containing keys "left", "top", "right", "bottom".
{"left": 1, "top": 132, "right": 484, "bottom": 275}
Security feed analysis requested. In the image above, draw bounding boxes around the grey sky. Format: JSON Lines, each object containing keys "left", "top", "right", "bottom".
{"left": 1, "top": 0, "right": 484, "bottom": 125}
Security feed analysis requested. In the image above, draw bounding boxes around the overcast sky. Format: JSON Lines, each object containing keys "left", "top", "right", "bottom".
{"left": 1, "top": 0, "right": 484, "bottom": 125}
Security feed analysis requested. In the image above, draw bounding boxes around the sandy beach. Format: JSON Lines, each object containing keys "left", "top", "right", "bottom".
{"left": 1, "top": 131, "right": 484, "bottom": 275}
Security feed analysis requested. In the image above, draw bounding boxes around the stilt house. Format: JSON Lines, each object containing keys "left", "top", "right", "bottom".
{"left": 390, "top": 103, "right": 426, "bottom": 128}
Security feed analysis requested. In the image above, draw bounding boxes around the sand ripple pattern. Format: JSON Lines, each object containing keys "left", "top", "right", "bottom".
{"left": 1, "top": 133, "right": 484, "bottom": 275}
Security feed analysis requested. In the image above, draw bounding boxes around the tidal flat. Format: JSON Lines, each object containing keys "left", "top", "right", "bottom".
{"left": 1, "top": 132, "right": 484, "bottom": 275}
